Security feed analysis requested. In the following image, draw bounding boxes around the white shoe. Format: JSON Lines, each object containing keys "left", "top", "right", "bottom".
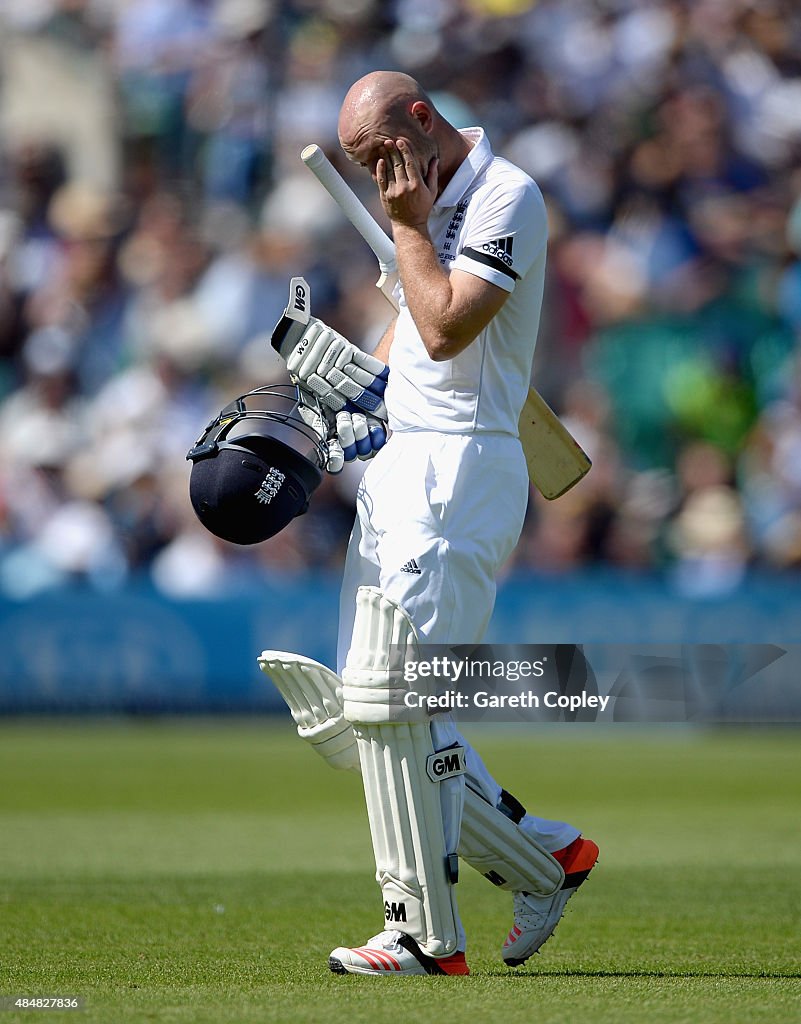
{"left": 502, "top": 836, "right": 599, "bottom": 967}
{"left": 329, "top": 930, "right": 470, "bottom": 976}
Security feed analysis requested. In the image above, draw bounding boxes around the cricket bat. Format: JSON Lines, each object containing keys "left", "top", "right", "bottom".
{"left": 300, "top": 144, "right": 591, "bottom": 499}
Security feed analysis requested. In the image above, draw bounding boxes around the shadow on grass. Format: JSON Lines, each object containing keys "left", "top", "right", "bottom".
{"left": 483, "top": 969, "right": 801, "bottom": 979}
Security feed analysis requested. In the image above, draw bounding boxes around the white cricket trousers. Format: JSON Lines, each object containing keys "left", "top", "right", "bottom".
{"left": 337, "top": 430, "right": 578, "bottom": 853}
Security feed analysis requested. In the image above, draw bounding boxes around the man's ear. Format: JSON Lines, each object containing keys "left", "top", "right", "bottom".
{"left": 409, "top": 101, "right": 433, "bottom": 133}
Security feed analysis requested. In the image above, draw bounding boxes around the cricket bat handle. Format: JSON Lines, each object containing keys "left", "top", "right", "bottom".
{"left": 301, "top": 145, "right": 399, "bottom": 309}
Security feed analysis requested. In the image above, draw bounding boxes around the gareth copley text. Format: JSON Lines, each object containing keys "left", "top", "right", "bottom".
{"left": 403, "top": 689, "right": 610, "bottom": 713}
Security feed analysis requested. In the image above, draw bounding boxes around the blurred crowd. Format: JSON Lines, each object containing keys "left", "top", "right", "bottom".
{"left": 0, "top": 0, "right": 800, "bottom": 599}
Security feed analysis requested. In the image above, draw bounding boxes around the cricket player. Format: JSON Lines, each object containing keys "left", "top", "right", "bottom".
{"left": 261, "top": 71, "right": 598, "bottom": 976}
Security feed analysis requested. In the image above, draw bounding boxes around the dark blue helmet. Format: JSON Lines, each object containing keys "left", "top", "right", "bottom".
{"left": 186, "top": 384, "right": 327, "bottom": 545}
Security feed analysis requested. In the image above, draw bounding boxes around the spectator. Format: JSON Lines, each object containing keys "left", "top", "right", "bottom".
{"left": 0, "top": 0, "right": 799, "bottom": 595}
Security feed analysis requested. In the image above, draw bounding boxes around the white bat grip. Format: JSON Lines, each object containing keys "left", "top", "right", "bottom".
{"left": 301, "top": 145, "right": 397, "bottom": 272}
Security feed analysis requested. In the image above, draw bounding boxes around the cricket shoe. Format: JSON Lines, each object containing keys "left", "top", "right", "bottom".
{"left": 328, "top": 930, "right": 470, "bottom": 976}
{"left": 502, "top": 835, "right": 599, "bottom": 967}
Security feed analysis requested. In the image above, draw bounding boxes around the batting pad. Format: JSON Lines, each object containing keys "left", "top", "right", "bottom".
{"left": 258, "top": 651, "right": 360, "bottom": 773}
{"left": 340, "top": 586, "right": 428, "bottom": 724}
{"left": 459, "top": 785, "right": 564, "bottom": 895}
{"left": 343, "top": 586, "right": 464, "bottom": 958}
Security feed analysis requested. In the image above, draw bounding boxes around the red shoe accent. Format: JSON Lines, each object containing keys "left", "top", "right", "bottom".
{"left": 437, "top": 951, "right": 470, "bottom": 976}
{"left": 352, "top": 948, "right": 388, "bottom": 971}
{"left": 551, "top": 836, "right": 599, "bottom": 889}
{"left": 353, "top": 947, "right": 401, "bottom": 972}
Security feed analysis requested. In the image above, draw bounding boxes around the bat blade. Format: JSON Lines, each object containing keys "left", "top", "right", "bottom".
{"left": 518, "top": 389, "right": 591, "bottom": 499}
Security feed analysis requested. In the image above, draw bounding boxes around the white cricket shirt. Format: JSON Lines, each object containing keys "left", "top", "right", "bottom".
{"left": 386, "top": 127, "right": 548, "bottom": 436}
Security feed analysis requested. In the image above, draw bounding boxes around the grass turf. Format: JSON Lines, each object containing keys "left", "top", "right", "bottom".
{"left": 0, "top": 722, "right": 799, "bottom": 1023}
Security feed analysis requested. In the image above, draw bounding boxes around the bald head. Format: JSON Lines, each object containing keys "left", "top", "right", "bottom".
{"left": 338, "top": 71, "right": 469, "bottom": 188}
{"left": 338, "top": 72, "right": 434, "bottom": 143}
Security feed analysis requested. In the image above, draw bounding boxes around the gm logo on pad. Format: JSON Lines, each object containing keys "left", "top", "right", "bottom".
{"left": 426, "top": 746, "right": 466, "bottom": 782}
{"left": 384, "top": 900, "right": 407, "bottom": 923}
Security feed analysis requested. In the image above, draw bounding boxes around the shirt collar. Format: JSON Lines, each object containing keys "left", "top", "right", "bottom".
{"left": 433, "top": 127, "right": 493, "bottom": 213}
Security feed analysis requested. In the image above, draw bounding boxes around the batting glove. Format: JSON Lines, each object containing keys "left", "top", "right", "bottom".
{"left": 336, "top": 405, "right": 387, "bottom": 464}
{"left": 295, "top": 384, "right": 346, "bottom": 475}
{"left": 272, "top": 276, "right": 389, "bottom": 418}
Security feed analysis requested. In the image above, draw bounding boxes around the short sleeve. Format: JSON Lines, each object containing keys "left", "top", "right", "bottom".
{"left": 452, "top": 179, "right": 548, "bottom": 294}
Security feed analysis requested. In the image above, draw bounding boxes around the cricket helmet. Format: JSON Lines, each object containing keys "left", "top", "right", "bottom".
{"left": 186, "top": 384, "right": 327, "bottom": 545}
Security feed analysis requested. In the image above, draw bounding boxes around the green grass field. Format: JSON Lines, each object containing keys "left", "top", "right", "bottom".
{"left": 0, "top": 722, "right": 799, "bottom": 1024}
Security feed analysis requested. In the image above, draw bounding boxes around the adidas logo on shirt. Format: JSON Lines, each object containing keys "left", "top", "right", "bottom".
{"left": 400, "top": 559, "right": 422, "bottom": 575}
{"left": 463, "top": 235, "right": 519, "bottom": 281}
{"left": 482, "top": 236, "right": 514, "bottom": 266}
